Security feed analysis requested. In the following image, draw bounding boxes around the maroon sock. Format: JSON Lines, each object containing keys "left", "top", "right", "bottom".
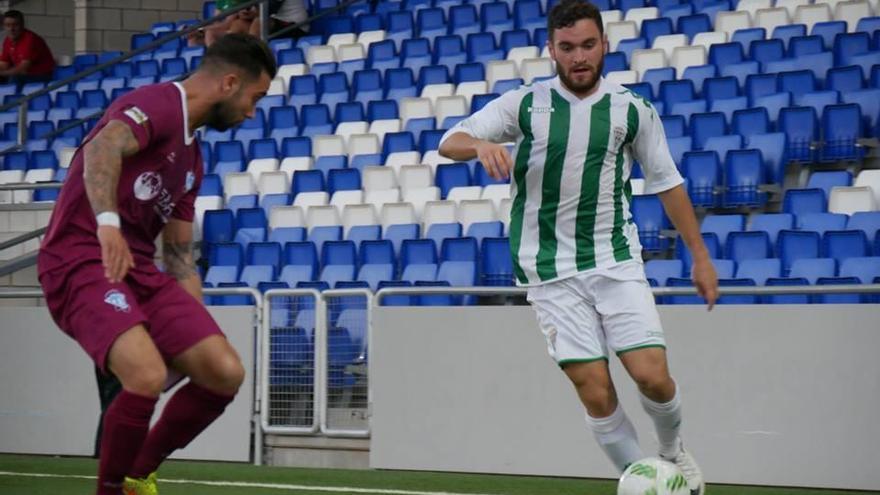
{"left": 129, "top": 382, "right": 234, "bottom": 478}
{"left": 96, "top": 390, "right": 158, "bottom": 495}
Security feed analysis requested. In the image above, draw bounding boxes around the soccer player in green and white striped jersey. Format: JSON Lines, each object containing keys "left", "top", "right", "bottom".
{"left": 439, "top": 0, "right": 718, "bottom": 491}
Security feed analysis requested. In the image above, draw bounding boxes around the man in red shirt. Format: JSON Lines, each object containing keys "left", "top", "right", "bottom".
{"left": 38, "top": 34, "right": 275, "bottom": 495}
{"left": 0, "top": 10, "right": 56, "bottom": 87}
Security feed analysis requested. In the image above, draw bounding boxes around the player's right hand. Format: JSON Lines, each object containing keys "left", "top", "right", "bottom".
{"left": 97, "top": 225, "right": 135, "bottom": 283}
{"left": 474, "top": 140, "right": 513, "bottom": 180}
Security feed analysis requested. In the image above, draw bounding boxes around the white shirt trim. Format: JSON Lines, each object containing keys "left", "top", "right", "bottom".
{"left": 172, "top": 82, "right": 195, "bottom": 146}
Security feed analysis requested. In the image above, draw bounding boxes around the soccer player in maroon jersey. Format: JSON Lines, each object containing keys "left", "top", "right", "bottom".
{"left": 37, "top": 34, "right": 276, "bottom": 495}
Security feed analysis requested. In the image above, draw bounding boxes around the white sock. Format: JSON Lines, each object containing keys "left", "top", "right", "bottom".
{"left": 640, "top": 383, "right": 683, "bottom": 459}
{"left": 585, "top": 405, "right": 645, "bottom": 473}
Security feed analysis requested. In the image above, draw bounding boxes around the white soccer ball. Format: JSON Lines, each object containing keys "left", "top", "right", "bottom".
{"left": 617, "top": 457, "right": 690, "bottom": 495}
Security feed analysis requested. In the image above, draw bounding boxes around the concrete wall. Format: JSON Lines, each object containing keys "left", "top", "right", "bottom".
{"left": 371, "top": 305, "right": 880, "bottom": 491}
{"left": 74, "top": 0, "right": 204, "bottom": 54}
{"left": 0, "top": 0, "right": 205, "bottom": 58}
{"left": 0, "top": 0, "right": 75, "bottom": 59}
{"left": 0, "top": 306, "right": 257, "bottom": 462}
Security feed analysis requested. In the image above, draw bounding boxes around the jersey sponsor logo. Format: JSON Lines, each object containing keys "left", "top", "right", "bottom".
{"left": 184, "top": 170, "right": 195, "bottom": 192}
{"left": 134, "top": 171, "right": 163, "bottom": 201}
{"left": 528, "top": 106, "right": 555, "bottom": 114}
{"left": 123, "top": 106, "right": 149, "bottom": 125}
{"left": 166, "top": 151, "right": 176, "bottom": 163}
{"left": 103, "top": 289, "right": 131, "bottom": 313}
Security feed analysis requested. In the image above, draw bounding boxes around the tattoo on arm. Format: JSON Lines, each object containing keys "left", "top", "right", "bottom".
{"left": 162, "top": 240, "right": 198, "bottom": 280}
{"left": 83, "top": 120, "right": 142, "bottom": 215}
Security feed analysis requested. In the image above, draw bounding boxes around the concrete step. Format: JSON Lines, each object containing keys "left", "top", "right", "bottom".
{"left": 264, "top": 435, "right": 370, "bottom": 469}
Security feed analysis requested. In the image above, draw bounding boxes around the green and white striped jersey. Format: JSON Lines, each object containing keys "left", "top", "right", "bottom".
{"left": 440, "top": 77, "right": 683, "bottom": 286}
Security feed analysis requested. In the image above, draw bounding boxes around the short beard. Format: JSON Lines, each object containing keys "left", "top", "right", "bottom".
{"left": 558, "top": 59, "right": 603, "bottom": 96}
{"left": 204, "top": 100, "right": 240, "bottom": 132}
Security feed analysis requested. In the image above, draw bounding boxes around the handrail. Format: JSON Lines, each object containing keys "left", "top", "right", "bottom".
{"left": 0, "top": 226, "right": 45, "bottom": 251}
{"left": 0, "top": 0, "right": 367, "bottom": 154}
{"left": 373, "top": 284, "right": 880, "bottom": 304}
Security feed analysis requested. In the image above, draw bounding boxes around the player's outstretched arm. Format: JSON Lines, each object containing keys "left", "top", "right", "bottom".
{"left": 162, "top": 219, "right": 203, "bottom": 302}
{"left": 84, "top": 120, "right": 141, "bottom": 283}
{"left": 439, "top": 133, "right": 513, "bottom": 180}
{"left": 658, "top": 185, "right": 719, "bottom": 310}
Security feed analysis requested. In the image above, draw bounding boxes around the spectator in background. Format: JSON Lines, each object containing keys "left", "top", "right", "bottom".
{"left": 0, "top": 10, "right": 56, "bottom": 88}
{"left": 268, "top": 0, "right": 310, "bottom": 38}
{"left": 204, "top": 0, "right": 261, "bottom": 47}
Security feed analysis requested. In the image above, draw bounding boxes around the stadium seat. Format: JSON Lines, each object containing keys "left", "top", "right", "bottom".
{"left": 823, "top": 230, "right": 869, "bottom": 263}
{"left": 778, "top": 230, "right": 822, "bottom": 274}
{"left": 828, "top": 186, "right": 876, "bottom": 215}
{"left": 783, "top": 188, "right": 826, "bottom": 216}
{"left": 736, "top": 258, "right": 782, "bottom": 285}
{"left": 645, "top": 259, "right": 684, "bottom": 286}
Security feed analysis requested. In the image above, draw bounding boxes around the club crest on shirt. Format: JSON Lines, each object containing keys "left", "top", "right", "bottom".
{"left": 123, "top": 106, "right": 148, "bottom": 125}
{"left": 184, "top": 171, "right": 195, "bottom": 192}
{"left": 134, "top": 171, "right": 163, "bottom": 201}
{"left": 613, "top": 126, "right": 627, "bottom": 148}
{"left": 103, "top": 289, "right": 131, "bottom": 313}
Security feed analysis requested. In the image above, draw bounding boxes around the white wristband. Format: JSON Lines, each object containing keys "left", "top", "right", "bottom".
{"left": 96, "top": 212, "right": 121, "bottom": 228}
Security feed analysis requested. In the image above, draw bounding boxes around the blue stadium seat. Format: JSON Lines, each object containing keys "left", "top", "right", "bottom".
{"left": 726, "top": 231, "right": 772, "bottom": 262}
{"left": 205, "top": 265, "right": 238, "bottom": 286}
{"left": 203, "top": 209, "right": 235, "bottom": 252}
{"left": 678, "top": 14, "right": 712, "bottom": 42}
{"left": 778, "top": 230, "right": 822, "bottom": 274}
{"left": 300, "top": 104, "right": 333, "bottom": 137}
{"left": 416, "top": 7, "right": 446, "bottom": 44}
{"left": 661, "top": 115, "right": 686, "bottom": 138}
{"left": 283, "top": 241, "right": 319, "bottom": 276}
{"left": 210, "top": 242, "right": 244, "bottom": 271}
{"left": 367, "top": 39, "right": 400, "bottom": 72}
{"left": 789, "top": 35, "right": 825, "bottom": 58}
{"left": 763, "top": 276, "right": 811, "bottom": 304}
{"left": 352, "top": 69, "right": 383, "bottom": 105}
{"left": 839, "top": 256, "right": 880, "bottom": 284}
{"left": 500, "top": 30, "right": 530, "bottom": 56}
{"left": 630, "top": 194, "right": 669, "bottom": 251}
{"left": 702, "top": 76, "right": 739, "bottom": 105}
{"left": 282, "top": 137, "right": 312, "bottom": 158}
{"left": 689, "top": 112, "right": 725, "bottom": 150}
{"left": 750, "top": 213, "right": 794, "bottom": 246}
{"left": 827, "top": 65, "right": 864, "bottom": 95}
{"left": 603, "top": 52, "right": 628, "bottom": 75}
{"left": 321, "top": 264, "right": 357, "bottom": 288}
{"left": 796, "top": 90, "right": 839, "bottom": 117}
{"left": 778, "top": 106, "right": 817, "bottom": 162}
{"left": 811, "top": 20, "right": 846, "bottom": 51}
{"left": 454, "top": 62, "right": 485, "bottom": 84}
{"left": 703, "top": 134, "right": 741, "bottom": 164}
{"left": 724, "top": 149, "right": 766, "bottom": 207}
{"left": 309, "top": 226, "right": 343, "bottom": 256}
{"left": 681, "top": 151, "right": 719, "bottom": 207}
{"left": 709, "top": 43, "right": 745, "bottom": 72}
{"left": 417, "top": 64, "right": 451, "bottom": 90}
{"left": 384, "top": 68, "right": 417, "bottom": 100}
{"left": 641, "top": 17, "right": 674, "bottom": 46}
{"left": 847, "top": 212, "right": 880, "bottom": 242}
{"left": 717, "top": 277, "right": 760, "bottom": 305}
{"left": 450, "top": 4, "right": 480, "bottom": 39}
{"left": 736, "top": 258, "right": 781, "bottom": 285}
{"left": 441, "top": 236, "right": 478, "bottom": 263}
{"left": 367, "top": 100, "right": 399, "bottom": 121}
{"left": 290, "top": 75, "right": 318, "bottom": 112}
{"left": 798, "top": 213, "right": 848, "bottom": 237}
{"left": 357, "top": 263, "right": 394, "bottom": 291}
{"left": 401, "top": 263, "right": 438, "bottom": 284}
{"left": 382, "top": 131, "right": 415, "bottom": 159}
{"left": 701, "top": 214, "right": 745, "bottom": 248}
{"left": 789, "top": 257, "right": 836, "bottom": 284}
{"left": 292, "top": 170, "right": 325, "bottom": 199}
{"left": 659, "top": 79, "right": 695, "bottom": 113}
{"left": 347, "top": 225, "right": 382, "bottom": 249}
{"left": 466, "top": 221, "right": 503, "bottom": 247}
{"left": 821, "top": 104, "right": 863, "bottom": 161}
{"left": 359, "top": 239, "right": 395, "bottom": 266}
{"left": 239, "top": 265, "right": 274, "bottom": 287}
{"left": 435, "top": 162, "right": 471, "bottom": 199}
{"left": 773, "top": 23, "right": 807, "bottom": 50}
{"left": 480, "top": 237, "right": 513, "bottom": 286}
{"left": 731, "top": 108, "right": 769, "bottom": 139}
{"left": 783, "top": 188, "right": 826, "bottom": 216}
{"left": 426, "top": 222, "right": 462, "bottom": 250}
{"left": 384, "top": 223, "right": 420, "bottom": 257}
{"left": 269, "top": 227, "right": 306, "bottom": 246}
{"left": 644, "top": 259, "right": 683, "bottom": 287}
{"left": 675, "top": 233, "right": 721, "bottom": 271}
{"left": 745, "top": 73, "right": 777, "bottom": 104}
{"left": 807, "top": 171, "right": 852, "bottom": 202}
{"left": 833, "top": 32, "right": 870, "bottom": 67}
{"left": 511, "top": 1, "right": 540, "bottom": 32}
{"left": 327, "top": 168, "right": 361, "bottom": 196}
{"left": 744, "top": 132, "right": 786, "bottom": 185}
{"left": 750, "top": 38, "right": 784, "bottom": 64}
{"left": 401, "top": 238, "right": 438, "bottom": 269}
{"left": 261, "top": 195, "right": 292, "bottom": 219}
{"left": 823, "top": 230, "right": 869, "bottom": 263}
{"left": 322, "top": 240, "right": 357, "bottom": 268}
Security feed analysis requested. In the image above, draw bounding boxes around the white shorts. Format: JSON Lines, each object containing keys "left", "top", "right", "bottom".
{"left": 526, "top": 261, "right": 666, "bottom": 366}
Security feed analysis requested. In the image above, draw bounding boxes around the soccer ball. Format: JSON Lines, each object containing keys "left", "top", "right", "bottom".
{"left": 617, "top": 457, "right": 689, "bottom": 495}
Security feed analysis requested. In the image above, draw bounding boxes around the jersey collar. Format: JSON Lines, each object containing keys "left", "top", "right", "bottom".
{"left": 172, "top": 82, "right": 195, "bottom": 146}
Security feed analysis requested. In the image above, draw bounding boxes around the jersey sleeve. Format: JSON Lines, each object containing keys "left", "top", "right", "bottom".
{"left": 631, "top": 101, "right": 684, "bottom": 195}
{"left": 171, "top": 154, "right": 204, "bottom": 223}
{"left": 438, "top": 87, "right": 525, "bottom": 146}
{"left": 104, "top": 87, "right": 177, "bottom": 152}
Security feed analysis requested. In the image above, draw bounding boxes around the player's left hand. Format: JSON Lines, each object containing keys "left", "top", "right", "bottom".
{"left": 691, "top": 258, "right": 718, "bottom": 311}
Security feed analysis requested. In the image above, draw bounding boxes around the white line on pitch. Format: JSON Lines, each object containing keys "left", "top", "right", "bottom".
{"left": 0, "top": 470, "right": 503, "bottom": 495}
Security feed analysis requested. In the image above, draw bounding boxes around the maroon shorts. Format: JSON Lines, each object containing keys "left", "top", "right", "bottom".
{"left": 39, "top": 261, "right": 224, "bottom": 373}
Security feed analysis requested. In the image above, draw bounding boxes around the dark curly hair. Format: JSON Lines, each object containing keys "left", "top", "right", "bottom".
{"left": 201, "top": 33, "right": 277, "bottom": 80}
{"left": 547, "top": 0, "right": 604, "bottom": 40}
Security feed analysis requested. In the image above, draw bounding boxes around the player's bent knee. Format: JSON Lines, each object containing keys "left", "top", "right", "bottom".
{"left": 208, "top": 353, "right": 245, "bottom": 393}
{"left": 121, "top": 363, "right": 168, "bottom": 397}
{"left": 631, "top": 372, "right": 673, "bottom": 397}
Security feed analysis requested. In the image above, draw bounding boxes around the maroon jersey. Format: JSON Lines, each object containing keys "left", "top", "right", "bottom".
{"left": 39, "top": 82, "right": 204, "bottom": 276}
